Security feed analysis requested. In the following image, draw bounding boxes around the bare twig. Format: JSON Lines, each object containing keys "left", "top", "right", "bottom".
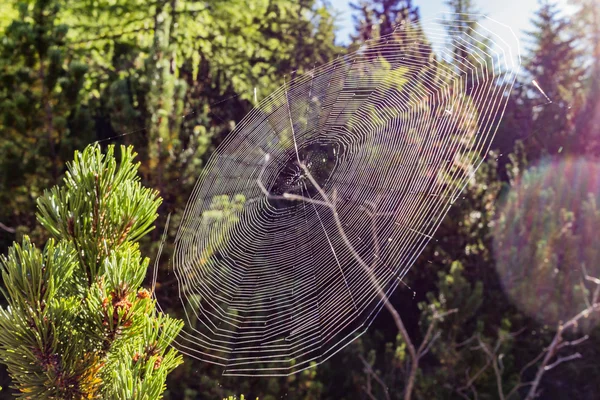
{"left": 418, "top": 308, "right": 457, "bottom": 361}
{"left": 544, "top": 353, "right": 582, "bottom": 371}
{"left": 359, "top": 355, "right": 391, "bottom": 400}
{"left": 458, "top": 354, "right": 492, "bottom": 395}
{"left": 476, "top": 336, "right": 505, "bottom": 400}
{"left": 0, "top": 222, "right": 16, "bottom": 234}
{"left": 521, "top": 269, "right": 600, "bottom": 400}
{"left": 418, "top": 331, "right": 441, "bottom": 359}
{"left": 510, "top": 384, "right": 534, "bottom": 400}
{"left": 459, "top": 328, "right": 525, "bottom": 400}
{"left": 557, "top": 335, "right": 589, "bottom": 349}
{"left": 469, "top": 383, "right": 479, "bottom": 400}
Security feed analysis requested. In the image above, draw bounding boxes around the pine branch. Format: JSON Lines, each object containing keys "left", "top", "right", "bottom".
{"left": 0, "top": 144, "right": 183, "bottom": 399}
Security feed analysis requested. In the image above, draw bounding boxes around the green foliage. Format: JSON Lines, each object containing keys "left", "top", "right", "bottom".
{"left": 1, "top": 0, "right": 600, "bottom": 398}
{"left": 53, "top": 0, "right": 341, "bottom": 191}
{"left": 0, "top": 0, "right": 94, "bottom": 251}
{"left": 222, "top": 396, "right": 257, "bottom": 400}
{"left": 37, "top": 145, "right": 160, "bottom": 283}
{"left": 0, "top": 144, "right": 183, "bottom": 399}
{"left": 0, "top": 0, "right": 341, "bottom": 257}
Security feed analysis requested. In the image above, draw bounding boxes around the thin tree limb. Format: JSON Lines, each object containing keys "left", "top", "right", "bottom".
{"left": 359, "top": 354, "right": 391, "bottom": 400}
{"left": 0, "top": 222, "right": 16, "bottom": 234}
{"left": 522, "top": 272, "right": 600, "bottom": 400}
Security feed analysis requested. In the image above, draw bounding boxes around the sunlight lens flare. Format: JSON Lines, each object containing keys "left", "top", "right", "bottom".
{"left": 494, "top": 158, "right": 600, "bottom": 331}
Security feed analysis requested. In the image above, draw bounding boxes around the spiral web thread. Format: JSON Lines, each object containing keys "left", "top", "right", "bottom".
{"left": 164, "top": 14, "right": 519, "bottom": 376}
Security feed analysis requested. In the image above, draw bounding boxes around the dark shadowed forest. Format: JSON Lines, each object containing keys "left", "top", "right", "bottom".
{"left": 1, "top": 0, "right": 600, "bottom": 399}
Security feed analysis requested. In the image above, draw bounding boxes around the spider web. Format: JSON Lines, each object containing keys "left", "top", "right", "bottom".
{"left": 164, "top": 14, "right": 519, "bottom": 376}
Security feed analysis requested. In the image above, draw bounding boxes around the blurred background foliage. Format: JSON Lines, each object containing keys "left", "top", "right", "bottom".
{"left": 1, "top": 0, "right": 600, "bottom": 398}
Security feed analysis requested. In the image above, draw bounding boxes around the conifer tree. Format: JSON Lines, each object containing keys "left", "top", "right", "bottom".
{"left": 350, "top": 0, "right": 419, "bottom": 43}
{"left": 0, "top": 144, "right": 183, "bottom": 399}
{"left": 0, "top": 0, "right": 93, "bottom": 252}
{"left": 522, "top": 1, "right": 586, "bottom": 159}
{"left": 570, "top": 0, "right": 600, "bottom": 156}
{"left": 444, "top": 0, "right": 482, "bottom": 67}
